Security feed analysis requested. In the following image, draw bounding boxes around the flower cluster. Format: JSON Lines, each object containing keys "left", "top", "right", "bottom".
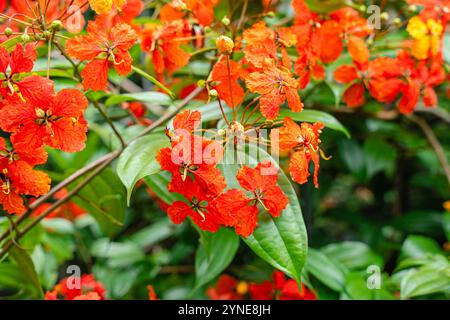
{"left": 0, "top": 44, "right": 88, "bottom": 214}
{"left": 157, "top": 110, "right": 288, "bottom": 237}
{"left": 45, "top": 274, "right": 106, "bottom": 300}
{"left": 207, "top": 271, "right": 317, "bottom": 300}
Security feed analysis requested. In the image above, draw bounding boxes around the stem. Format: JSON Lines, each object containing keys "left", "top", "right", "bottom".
{"left": 131, "top": 86, "right": 203, "bottom": 143}
{"left": 53, "top": 41, "right": 82, "bottom": 80}
{"left": 217, "top": 98, "right": 230, "bottom": 126}
{"left": 0, "top": 88, "right": 203, "bottom": 248}
{"left": 91, "top": 99, "right": 126, "bottom": 148}
{"left": 0, "top": 156, "right": 115, "bottom": 259}
{"left": 408, "top": 115, "right": 450, "bottom": 187}
{"left": 191, "top": 47, "right": 215, "bottom": 56}
{"left": 131, "top": 65, "right": 175, "bottom": 98}
{"left": 225, "top": 55, "right": 236, "bottom": 120}
{"left": 0, "top": 152, "right": 117, "bottom": 244}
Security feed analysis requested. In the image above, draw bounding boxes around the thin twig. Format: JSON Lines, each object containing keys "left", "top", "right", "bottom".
{"left": 91, "top": 99, "right": 126, "bottom": 148}
{"left": 408, "top": 114, "right": 450, "bottom": 187}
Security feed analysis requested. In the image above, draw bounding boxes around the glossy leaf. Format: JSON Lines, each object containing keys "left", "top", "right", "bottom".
{"left": 195, "top": 228, "right": 240, "bottom": 288}
{"left": 117, "top": 133, "right": 169, "bottom": 204}
{"left": 220, "top": 144, "right": 308, "bottom": 285}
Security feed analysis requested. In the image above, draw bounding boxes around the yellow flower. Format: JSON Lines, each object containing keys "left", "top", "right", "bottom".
{"left": 443, "top": 201, "right": 450, "bottom": 212}
{"left": 89, "top": 0, "right": 126, "bottom": 14}
{"left": 411, "top": 36, "right": 430, "bottom": 60}
{"left": 406, "top": 16, "right": 443, "bottom": 60}
{"left": 407, "top": 16, "right": 428, "bottom": 39}
{"left": 427, "top": 19, "right": 443, "bottom": 37}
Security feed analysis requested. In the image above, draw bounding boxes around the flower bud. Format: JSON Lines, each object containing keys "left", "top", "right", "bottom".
{"left": 209, "top": 89, "right": 218, "bottom": 97}
{"left": 21, "top": 33, "right": 30, "bottom": 43}
{"left": 221, "top": 16, "right": 230, "bottom": 26}
{"left": 407, "top": 4, "right": 417, "bottom": 13}
{"left": 51, "top": 20, "right": 64, "bottom": 31}
{"left": 216, "top": 35, "right": 234, "bottom": 54}
{"left": 266, "top": 11, "right": 275, "bottom": 18}
{"left": 197, "top": 79, "right": 206, "bottom": 88}
{"left": 43, "top": 30, "right": 51, "bottom": 39}
{"left": 4, "top": 27, "right": 13, "bottom": 37}
{"left": 380, "top": 12, "right": 389, "bottom": 21}
{"left": 204, "top": 26, "right": 212, "bottom": 33}
{"left": 393, "top": 17, "right": 402, "bottom": 27}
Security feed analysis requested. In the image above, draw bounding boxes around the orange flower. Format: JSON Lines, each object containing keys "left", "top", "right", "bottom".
{"left": 160, "top": 0, "right": 220, "bottom": 26}
{"left": 0, "top": 89, "right": 89, "bottom": 153}
{"left": 141, "top": 21, "right": 191, "bottom": 75}
{"left": 45, "top": 274, "right": 106, "bottom": 300}
{"left": 210, "top": 56, "right": 244, "bottom": 108}
{"left": 243, "top": 21, "right": 277, "bottom": 69}
{"left": 207, "top": 275, "right": 245, "bottom": 300}
{"left": 66, "top": 20, "right": 137, "bottom": 91}
{"left": 246, "top": 59, "right": 303, "bottom": 120}
{"left": 274, "top": 117, "right": 323, "bottom": 187}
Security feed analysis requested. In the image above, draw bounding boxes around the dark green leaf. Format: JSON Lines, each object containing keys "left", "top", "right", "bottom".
{"left": 9, "top": 246, "right": 44, "bottom": 299}
{"left": 195, "top": 228, "right": 240, "bottom": 288}
{"left": 305, "top": 248, "right": 346, "bottom": 291}
{"left": 220, "top": 144, "right": 308, "bottom": 285}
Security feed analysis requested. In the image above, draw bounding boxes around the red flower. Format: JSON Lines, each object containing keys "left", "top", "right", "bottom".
{"left": 334, "top": 57, "right": 404, "bottom": 108}
{"left": 66, "top": 20, "right": 137, "bottom": 91}
{"left": 210, "top": 56, "right": 245, "bottom": 108}
{"left": 167, "top": 176, "right": 223, "bottom": 232}
{"left": 275, "top": 117, "right": 323, "bottom": 187}
{"left": 249, "top": 271, "right": 316, "bottom": 300}
{"left": 160, "top": 0, "right": 220, "bottom": 26}
{"left": 207, "top": 275, "right": 246, "bottom": 300}
{"left": 0, "top": 137, "right": 50, "bottom": 197}
{"left": 158, "top": 111, "right": 226, "bottom": 198}
{"left": 0, "top": 89, "right": 89, "bottom": 153}
{"left": 141, "top": 21, "right": 191, "bottom": 75}
{"left": 215, "top": 161, "right": 288, "bottom": 237}
{"left": 148, "top": 285, "right": 159, "bottom": 300}
{"left": 45, "top": 274, "right": 106, "bottom": 300}
{"left": 246, "top": 59, "right": 303, "bottom": 120}
{"left": 0, "top": 136, "right": 50, "bottom": 214}
{"left": 0, "top": 44, "right": 53, "bottom": 105}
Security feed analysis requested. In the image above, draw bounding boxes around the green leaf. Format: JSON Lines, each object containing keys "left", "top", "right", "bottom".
{"left": 363, "top": 138, "right": 397, "bottom": 179}
{"left": 399, "top": 235, "right": 443, "bottom": 261}
{"left": 91, "top": 238, "right": 145, "bottom": 268}
{"left": 117, "top": 133, "right": 169, "bottom": 204}
{"left": 400, "top": 265, "right": 450, "bottom": 299}
{"left": 70, "top": 168, "right": 126, "bottom": 237}
{"left": 184, "top": 101, "right": 233, "bottom": 123}
{"left": 237, "top": 108, "right": 350, "bottom": 138}
{"left": 338, "top": 140, "right": 366, "bottom": 182}
{"left": 279, "top": 109, "right": 350, "bottom": 138}
{"left": 322, "top": 242, "right": 384, "bottom": 270}
{"left": 0, "top": 36, "right": 22, "bottom": 51}
{"left": 304, "top": 0, "right": 348, "bottom": 13}
{"left": 144, "top": 171, "right": 183, "bottom": 205}
{"left": 305, "top": 248, "right": 346, "bottom": 291}
{"left": 195, "top": 228, "right": 240, "bottom": 288}
{"left": 9, "top": 246, "right": 44, "bottom": 299}
{"left": 105, "top": 92, "right": 172, "bottom": 106}
{"left": 342, "top": 272, "right": 374, "bottom": 300}
{"left": 130, "top": 219, "right": 176, "bottom": 249}
{"left": 220, "top": 144, "right": 308, "bottom": 285}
